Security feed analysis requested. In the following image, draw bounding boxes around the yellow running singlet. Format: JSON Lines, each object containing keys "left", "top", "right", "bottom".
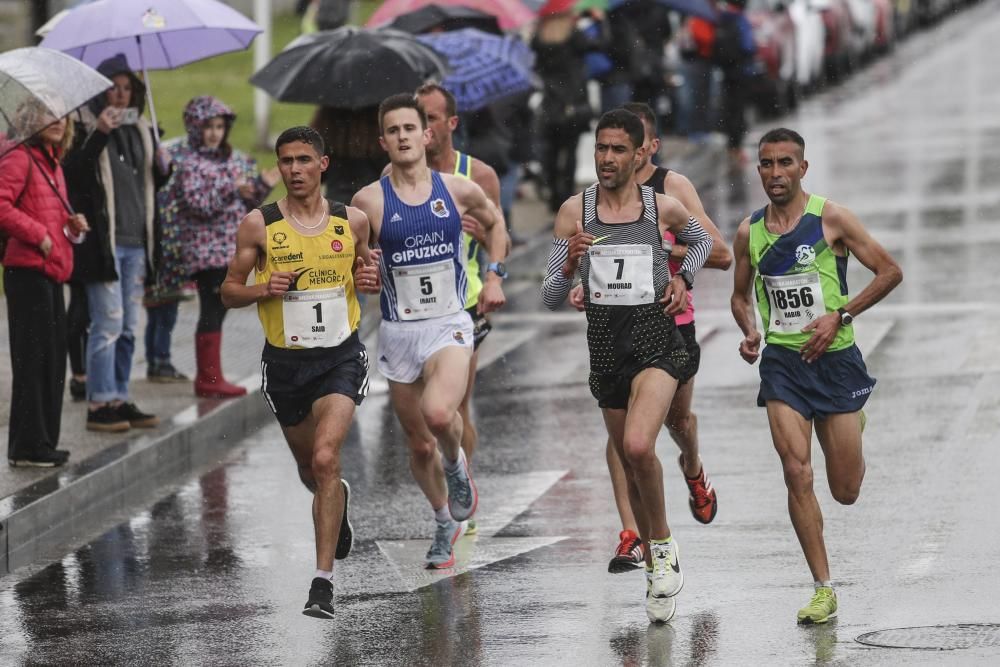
{"left": 255, "top": 200, "right": 361, "bottom": 349}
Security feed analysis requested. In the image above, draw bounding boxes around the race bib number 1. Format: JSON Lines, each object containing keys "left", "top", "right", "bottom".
{"left": 393, "top": 259, "right": 461, "bottom": 320}
{"left": 588, "top": 244, "right": 656, "bottom": 305}
{"left": 283, "top": 287, "right": 352, "bottom": 348}
{"left": 762, "top": 272, "right": 826, "bottom": 332}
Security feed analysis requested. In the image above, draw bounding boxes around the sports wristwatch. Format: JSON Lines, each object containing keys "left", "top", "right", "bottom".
{"left": 837, "top": 307, "right": 854, "bottom": 326}
{"left": 676, "top": 269, "right": 694, "bottom": 290}
{"left": 486, "top": 262, "right": 508, "bottom": 280}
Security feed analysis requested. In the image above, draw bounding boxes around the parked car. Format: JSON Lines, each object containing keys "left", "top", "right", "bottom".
{"left": 746, "top": 0, "right": 800, "bottom": 116}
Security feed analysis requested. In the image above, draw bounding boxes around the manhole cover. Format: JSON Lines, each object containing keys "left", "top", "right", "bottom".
{"left": 856, "top": 624, "right": 1000, "bottom": 650}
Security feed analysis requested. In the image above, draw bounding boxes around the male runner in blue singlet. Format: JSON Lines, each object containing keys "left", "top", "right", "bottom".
{"left": 352, "top": 94, "right": 508, "bottom": 569}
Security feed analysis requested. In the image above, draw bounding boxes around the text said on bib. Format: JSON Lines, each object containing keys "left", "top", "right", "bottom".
{"left": 283, "top": 287, "right": 351, "bottom": 348}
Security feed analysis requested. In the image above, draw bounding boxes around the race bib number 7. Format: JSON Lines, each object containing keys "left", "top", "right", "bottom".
{"left": 588, "top": 244, "right": 656, "bottom": 305}
{"left": 762, "top": 272, "right": 826, "bottom": 332}
{"left": 283, "top": 287, "right": 352, "bottom": 348}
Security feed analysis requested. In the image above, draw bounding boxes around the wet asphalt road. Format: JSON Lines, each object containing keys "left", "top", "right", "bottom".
{"left": 5, "top": 4, "right": 1000, "bottom": 665}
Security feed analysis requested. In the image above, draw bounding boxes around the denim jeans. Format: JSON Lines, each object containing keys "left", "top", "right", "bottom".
{"left": 85, "top": 245, "right": 146, "bottom": 402}
{"left": 145, "top": 301, "right": 179, "bottom": 367}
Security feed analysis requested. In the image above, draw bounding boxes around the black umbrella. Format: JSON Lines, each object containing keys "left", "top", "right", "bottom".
{"left": 249, "top": 26, "right": 449, "bottom": 108}
{"left": 387, "top": 4, "right": 502, "bottom": 35}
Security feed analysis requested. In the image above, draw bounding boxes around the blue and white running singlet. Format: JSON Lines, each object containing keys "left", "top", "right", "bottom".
{"left": 378, "top": 172, "right": 468, "bottom": 322}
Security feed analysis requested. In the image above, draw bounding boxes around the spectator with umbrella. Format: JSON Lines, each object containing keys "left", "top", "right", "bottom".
{"left": 63, "top": 54, "right": 169, "bottom": 433}
{"left": 0, "top": 47, "right": 108, "bottom": 467}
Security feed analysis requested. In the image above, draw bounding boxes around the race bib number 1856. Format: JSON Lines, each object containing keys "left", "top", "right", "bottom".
{"left": 762, "top": 272, "right": 826, "bottom": 332}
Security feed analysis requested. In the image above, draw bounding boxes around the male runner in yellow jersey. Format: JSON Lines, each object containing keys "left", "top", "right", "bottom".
{"left": 731, "top": 128, "right": 902, "bottom": 624}
{"left": 571, "top": 103, "right": 732, "bottom": 572}
{"left": 382, "top": 85, "right": 511, "bottom": 524}
{"left": 221, "top": 126, "right": 380, "bottom": 620}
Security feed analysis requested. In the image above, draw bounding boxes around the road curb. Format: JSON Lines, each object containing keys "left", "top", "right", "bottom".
{"left": 0, "top": 388, "right": 269, "bottom": 574}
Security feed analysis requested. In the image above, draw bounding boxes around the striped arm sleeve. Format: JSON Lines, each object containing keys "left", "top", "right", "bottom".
{"left": 540, "top": 238, "right": 573, "bottom": 310}
{"left": 676, "top": 216, "right": 713, "bottom": 275}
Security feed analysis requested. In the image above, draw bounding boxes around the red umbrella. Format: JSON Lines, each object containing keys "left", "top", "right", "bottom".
{"left": 367, "top": 0, "right": 536, "bottom": 32}
{"left": 537, "top": 0, "right": 576, "bottom": 16}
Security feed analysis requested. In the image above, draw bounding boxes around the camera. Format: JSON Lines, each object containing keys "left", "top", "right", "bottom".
{"left": 118, "top": 108, "right": 139, "bottom": 125}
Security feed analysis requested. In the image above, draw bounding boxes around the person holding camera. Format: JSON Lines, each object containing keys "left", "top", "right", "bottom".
{"left": 64, "top": 53, "right": 169, "bottom": 433}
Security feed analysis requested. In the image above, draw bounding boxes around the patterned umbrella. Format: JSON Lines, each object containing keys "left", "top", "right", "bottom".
{"left": 418, "top": 29, "right": 538, "bottom": 113}
{"left": 368, "top": 0, "right": 536, "bottom": 32}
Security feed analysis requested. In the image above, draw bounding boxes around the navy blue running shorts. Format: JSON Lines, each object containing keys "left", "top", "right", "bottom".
{"left": 757, "top": 343, "right": 875, "bottom": 420}
{"left": 260, "top": 332, "right": 370, "bottom": 427}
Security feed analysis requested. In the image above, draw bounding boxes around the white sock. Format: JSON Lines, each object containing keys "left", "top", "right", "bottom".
{"left": 442, "top": 452, "right": 462, "bottom": 472}
{"left": 815, "top": 580, "right": 832, "bottom": 590}
{"left": 434, "top": 505, "right": 452, "bottom": 523}
{"left": 315, "top": 568, "right": 333, "bottom": 581}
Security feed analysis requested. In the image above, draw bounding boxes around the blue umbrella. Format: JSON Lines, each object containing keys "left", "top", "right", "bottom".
{"left": 417, "top": 28, "right": 538, "bottom": 113}
{"left": 610, "top": 0, "right": 716, "bottom": 23}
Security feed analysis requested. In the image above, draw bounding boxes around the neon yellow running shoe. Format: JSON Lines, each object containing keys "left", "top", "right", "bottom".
{"left": 797, "top": 587, "right": 838, "bottom": 625}
{"left": 465, "top": 519, "right": 478, "bottom": 536}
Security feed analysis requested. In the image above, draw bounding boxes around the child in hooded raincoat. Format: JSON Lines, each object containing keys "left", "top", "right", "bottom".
{"left": 145, "top": 96, "right": 278, "bottom": 397}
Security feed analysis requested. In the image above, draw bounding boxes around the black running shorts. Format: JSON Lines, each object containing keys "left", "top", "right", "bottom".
{"left": 260, "top": 332, "right": 370, "bottom": 427}
{"left": 465, "top": 305, "right": 493, "bottom": 350}
{"left": 757, "top": 343, "right": 875, "bottom": 420}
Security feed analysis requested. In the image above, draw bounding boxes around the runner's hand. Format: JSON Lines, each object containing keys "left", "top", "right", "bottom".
{"left": 800, "top": 313, "right": 840, "bottom": 363}
{"left": 354, "top": 257, "right": 380, "bottom": 294}
{"left": 461, "top": 215, "right": 487, "bottom": 245}
{"left": 739, "top": 330, "right": 761, "bottom": 364}
{"left": 478, "top": 278, "right": 505, "bottom": 314}
{"left": 38, "top": 235, "right": 52, "bottom": 258}
{"left": 266, "top": 271, "right": 296, "bottom": 297}
{"left": 660, "top": 275, "right": 688, "bottom": 315}
{"left": 563, "top": 219, "right": 593, "bottom": 278}
{"left": 569, "top": 284, "right": 585, "bottom": 312}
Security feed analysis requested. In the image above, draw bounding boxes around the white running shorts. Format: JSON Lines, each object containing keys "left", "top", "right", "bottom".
{"left": 377, "top": 310, "right": 474, "bottom": 384}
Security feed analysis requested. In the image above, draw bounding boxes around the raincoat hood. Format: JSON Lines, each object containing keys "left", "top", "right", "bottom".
{"left": 183, "top": 95, "right": 235, "bottom": 154}
{"left": 91, "top": 53, "right": 147, "bottom": 114}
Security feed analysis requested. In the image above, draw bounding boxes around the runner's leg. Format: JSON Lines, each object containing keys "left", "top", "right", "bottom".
{"left": 458, "top": 347, "right": 480, "bottom": 460}
{"left": 766, "top": 400, "right": 830, "bottom": 582}
{"left": 421, "top": 345, "right": 471, "bottom": 463}
{"left": 389, "top": 378, "right": 447, "bottom": 511}
{"left": 815, "top": 411, "right": 865, "bottom": 505}
{"left": 666, "top": 380, "right": 701, "bottom": 478}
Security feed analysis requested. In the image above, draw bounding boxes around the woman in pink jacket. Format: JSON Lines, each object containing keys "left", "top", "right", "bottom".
{"left": 0, "top": 111, "right": 89, "bottom": 467}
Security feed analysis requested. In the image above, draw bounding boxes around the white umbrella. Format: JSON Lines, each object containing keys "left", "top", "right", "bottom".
{"left": 0, "top": 47, "right": 113, "bottom": 159}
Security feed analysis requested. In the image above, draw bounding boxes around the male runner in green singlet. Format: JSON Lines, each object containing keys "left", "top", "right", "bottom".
{"left": 731, "top": 128, "right": 902, "bottom": 624}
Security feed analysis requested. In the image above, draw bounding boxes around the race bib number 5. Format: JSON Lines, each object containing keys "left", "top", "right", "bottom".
{"left": 762, "top": 272, "right": 826, "bottom": 332}
{"left": 283, "top": 287, "right": 352, "bottom": 348}
{"left": 588, "top": 244, "right": 655, "bottom": 305}
{"left": 393, "top": 259, "right": 461, "bottom": 320}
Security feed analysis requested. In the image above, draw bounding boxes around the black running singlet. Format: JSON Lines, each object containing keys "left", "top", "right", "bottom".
{"left": 643, "top": 166, "right": 670, "bottom": 195}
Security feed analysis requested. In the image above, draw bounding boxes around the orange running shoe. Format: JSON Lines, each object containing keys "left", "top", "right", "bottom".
{"left": 608, "top": 529, "right": 645, "bottom": 573}
{"left": 680, "top": 456, "right": 718, "bottom": 524}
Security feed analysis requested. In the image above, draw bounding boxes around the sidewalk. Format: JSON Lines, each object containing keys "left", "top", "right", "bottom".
{"left": 0, "top": 136, "right": 726, "bottom": 574}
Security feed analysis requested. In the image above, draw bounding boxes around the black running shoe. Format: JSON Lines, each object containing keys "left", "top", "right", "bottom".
{"left": 9, "top": 448, "right": 70, "bottom": 468}
{"left": 69, "top": 378, "right": 86, "bottom": 401}
{"left": 335, "top": 479, "right": 353, "bottom": 560}
{"left": 302, "top": 577, "right": 334, "bottom": 619}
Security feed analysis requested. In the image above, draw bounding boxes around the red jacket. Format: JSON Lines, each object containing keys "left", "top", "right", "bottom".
{"left": 0, "top": 144, "right": 74, "bottom": 283}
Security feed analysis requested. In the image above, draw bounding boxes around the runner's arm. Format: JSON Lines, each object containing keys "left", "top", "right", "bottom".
{"left": 666, "top": 173, "right": 733, "bottom": 270}
{"left": 659, "top": 195, "right": 713, "bottom": 276}
{"left": 350, "top": 183, "right": 383, "bottom": 245}
{"left": 453, "top": 176, "right": 506, "bottom": 265}
{"left": 541, "top": 197, "right": 587, "bottom": 310}
{"left": 826, "top": 202, "right": 903, "bottom": 318}
{"left": 348, "top": 206, "right": 380, "bottom": 294}
{"left": 221, "top": 210, "right": 271, "bottom": 309}
{"left": 729, "top": 219, "right": 761, "bottom": 364}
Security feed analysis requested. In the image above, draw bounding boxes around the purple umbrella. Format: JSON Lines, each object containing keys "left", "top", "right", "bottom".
{"left": 40, "top": 0, "right": 261, "bottom": 132}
